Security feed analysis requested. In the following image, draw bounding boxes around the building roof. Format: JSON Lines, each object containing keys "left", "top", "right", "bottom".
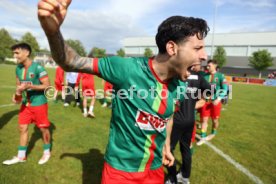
{"left": 123, "top": 32, "right": 276, "bottom": 47}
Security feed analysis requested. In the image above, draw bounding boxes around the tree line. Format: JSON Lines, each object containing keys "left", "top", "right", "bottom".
{"left": 0, "top": 28, "right": 273, "bottom": 78}
{"left": 0, "top": 28, "right": 156, "bottom": 61}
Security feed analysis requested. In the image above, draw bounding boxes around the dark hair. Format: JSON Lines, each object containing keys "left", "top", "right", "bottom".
{"left": 155, "top": 16, "right": 209, "bottom": 54}
{"left": 207, "top": 59, "right": 218, "bottom": 65}
{"left": 11, "top": 43, "right": 32, "bottom": 56}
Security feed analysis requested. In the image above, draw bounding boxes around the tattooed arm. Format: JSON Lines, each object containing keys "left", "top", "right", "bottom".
{"left": 38, "top": 0, "right": 95, "bottom": 74}
{"left": 47, "top": 31, "right": 95, "bottom": 74}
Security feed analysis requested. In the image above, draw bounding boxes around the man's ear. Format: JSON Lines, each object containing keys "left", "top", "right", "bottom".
{"left": 166, "top": 41, "right": 177, "bottom": 56}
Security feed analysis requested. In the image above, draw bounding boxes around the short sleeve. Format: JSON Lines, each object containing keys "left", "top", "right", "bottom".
{"left": 96, "top": 56, "right": 132, "bottom": 86}
{"left": 36, "top": 64, "right": 48, "bottom": 80}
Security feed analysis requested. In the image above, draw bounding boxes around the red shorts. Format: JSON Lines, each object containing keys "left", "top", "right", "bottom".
{"left": 200, "top": 101, "right": 221, "bottom": 119}
{"left": 55, "top": 81, "right": 63, "bottom": 91}
{"left": 191, "top": 122, "right": 197, "bottom": 143}
{"left": 82, "top": 83, "right": 95, "bottom": 97}
{"left": 19, "top": 104, "right": 50, "bottom": 128}
{"left": 101, "top": 162, "right": 164, "bottom": 184}
{"left": 104, "top": 82, "right": 113, "bottom": 93}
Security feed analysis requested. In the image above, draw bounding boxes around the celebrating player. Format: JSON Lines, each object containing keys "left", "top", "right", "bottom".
{"left": 38, "top": 0, "right": 209, "bottom": 182}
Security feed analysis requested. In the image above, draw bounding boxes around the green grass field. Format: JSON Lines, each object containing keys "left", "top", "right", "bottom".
{"left": 0, "top": 64, "right": 275, "bottom": 184}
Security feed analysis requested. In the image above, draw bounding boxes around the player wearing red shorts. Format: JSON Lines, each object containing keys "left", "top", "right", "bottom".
{"left": 197, "top": 60, "right": 228, "bottom": 146}
{"left": 53, "top": 65, "right": 65, "bottom": 102}
{"left": 3, "top": 43, "right": 51, "bottom": 165}
{"left": 76, "top": 73, "right": 96, "bottom": 117}
{"left": 102, "top": 80, "right": 113, "bottom": 108}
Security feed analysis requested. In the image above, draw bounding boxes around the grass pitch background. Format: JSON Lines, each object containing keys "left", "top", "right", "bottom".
{"left": 0, "top": 64, "right": 275, "bottom": 184}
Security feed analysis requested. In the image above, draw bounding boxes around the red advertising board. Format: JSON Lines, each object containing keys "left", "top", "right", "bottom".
{"left": 232, "top": 77, "right": 248, "bottom": 83}
{"left": 248, "top": 78, "right": 265, "bottom": 84}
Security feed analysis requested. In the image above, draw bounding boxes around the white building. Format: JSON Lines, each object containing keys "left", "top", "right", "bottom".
{"left": 123, "top": 32, "right": 276, "bottom": 75}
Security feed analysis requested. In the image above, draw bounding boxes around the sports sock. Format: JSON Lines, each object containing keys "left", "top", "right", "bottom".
{"left": 201, "top": 130, "right": 207, "bottom": 138}
{"left": 89, "top": 106, "right": 94, "bottom": 113}
{"left": 83, "top": 108, "right": 87, "bottom": 114}
{"left": 17, "top": 146, "right": 27, "bottom": 159}
{"left": 212, "top": 129, "right": 217, "bottom": 135}
{"left": 43, "top": 144, "right": 51, "bottom": 155}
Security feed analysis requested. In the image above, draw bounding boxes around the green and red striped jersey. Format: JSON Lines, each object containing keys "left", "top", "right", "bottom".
{"left": 202, "top": 71, "right": 228, "bottom": 100}
{"left": 93, "top": 56, "right": 186, "bottom": 172}
{"left": 16, "top": 62, "right": 48, "bottom": 106}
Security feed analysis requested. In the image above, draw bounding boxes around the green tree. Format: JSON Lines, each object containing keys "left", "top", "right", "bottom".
{"left": 249, "top": 49, "right": 274, "bottom": 78}
{"left": 144, "top": 48, "right": 153, "bottom": 58}
{"left": 0, "top": 28, "right": 16, "bottom": 62}
{"left": 21, "top": 32, "right": 40, "bottom": 58}
{"left": 88, "top": 47, "right": 106, "bottom": 58}
{"left": 213, "top": 46, "right": 227, "bottom": 68}
{"left": 65, "top": 39, "right": 87, "bottom": 57}
{"left": 116, "top": 48, "right": 125, "bottom": 57}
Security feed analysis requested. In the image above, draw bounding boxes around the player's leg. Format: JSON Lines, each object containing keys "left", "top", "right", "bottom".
{"left": 34, "top": 104, "right": 51, "bottom": 165}
{"left": 88, "top": 96, "right": 96, "bottom": 118}
{"left": 206, "top": 102, "right": 221, "bottom": 141}
{"left": 3, "top": 105, "right": 31, "bottom": 165}
{"left": 38, "top": 127, "right": 51, "bottom": 165}
{"left": 83, "top": 96, "right": 88, "bottom": 117}
{"left": 177, "top": 125, "right": 193, "bottom": 184}
{"left": 54, "top": 81, "right": 62, "bottom": 102}
{"left": 102, "top": 90, "right": 108, "bottom": 107}
{"left": 74, "top": 83, "right": 81, "bottom": 106}
{"left": 87, "top": 88, "right": 95, "bottom": 117}
{"left": 197, "top": 103, "right": 210, "bottom": 145}
{"left": 64, "top": 83, "right": 72, "bottom": 106}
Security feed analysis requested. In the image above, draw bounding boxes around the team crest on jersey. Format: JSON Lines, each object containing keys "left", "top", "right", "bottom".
{"left": 215, "top": 78, "right": 218, "bottom": 82}
{"left": 29, "top": 73, "right": 34, "bottom": 78}
{"left": 135, "top": 109, "right": 169, "bottom": 132}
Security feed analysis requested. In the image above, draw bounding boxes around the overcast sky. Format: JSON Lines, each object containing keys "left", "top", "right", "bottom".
{"left": 1, "top": 0, "right": 276, "bottom": 53}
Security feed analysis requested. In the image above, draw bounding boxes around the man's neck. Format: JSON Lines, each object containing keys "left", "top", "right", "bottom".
{"left": 152, "top": 54, "right": 175, "bottom": 82}
{"left": 22, "top": 58, "right": 32, "bottom": 68}
{"left": 210, "top": 70, "right": 216, "bottom": 75}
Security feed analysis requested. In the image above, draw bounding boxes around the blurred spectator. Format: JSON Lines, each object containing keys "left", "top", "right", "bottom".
{"left": 268, "top": 71, "right": 276, "bottom": 79}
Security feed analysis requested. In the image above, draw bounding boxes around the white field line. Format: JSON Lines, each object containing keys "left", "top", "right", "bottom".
{"left": 196, "top": 135, "right": 264, "bottom": 184}
{"left": 0, "top": 104, "right": 15, "bottom": 108}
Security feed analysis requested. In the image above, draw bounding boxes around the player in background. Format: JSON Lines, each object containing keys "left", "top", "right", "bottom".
{"left": 197, "top": 60, "right": 228, "bottom": 146}
{"left": 64, "top": 71, "right": 81, "bottom": 107}
{"left": 38, "top": 0, "right": 209, "bottom": 182}
{"left": 3, "top": 43, "right": 51, "bottom": 165}
{"left": 76, "top": 73, "right": 96, "bottom": 117}
{"left": 53, "top": 65, "right": 65, "bottom": 102}
{"left": 101, "top": 80, "right": 113, "bottom": 108}
{"left": 165, "top": 63, "right": 210, "bottom": 184}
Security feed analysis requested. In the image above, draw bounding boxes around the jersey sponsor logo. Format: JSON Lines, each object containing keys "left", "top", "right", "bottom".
{"left": 20, "top": 80, "right": 33, "bottom": 85}
{"left": 187, "top": 75, "right": 198, "bottom": 80}
{"left": 39, "top": 71, "right": 47, "bottom": 78}
{"left": 135, "top": 109, "right": 169, "bottom": 132}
